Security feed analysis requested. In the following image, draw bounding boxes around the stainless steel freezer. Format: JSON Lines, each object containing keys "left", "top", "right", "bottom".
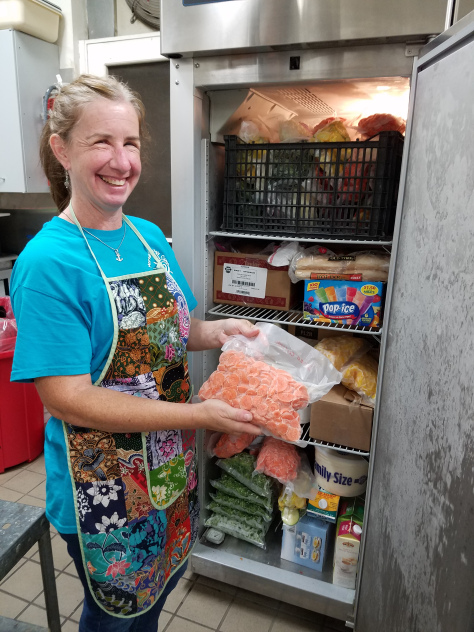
{"left": 163, "top": 1, "right": 474, "bottom": 628}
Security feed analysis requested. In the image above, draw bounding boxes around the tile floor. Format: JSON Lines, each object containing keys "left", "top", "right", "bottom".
{"left": 0, "top": 453, "right": 350, "bottom": 632}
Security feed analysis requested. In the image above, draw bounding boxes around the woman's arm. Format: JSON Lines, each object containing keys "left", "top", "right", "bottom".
{"left": 35, "top": 373, "right": 261, "bottom": 436}
{"left": 187, "top": 318, "right": 258, "bottom": 351}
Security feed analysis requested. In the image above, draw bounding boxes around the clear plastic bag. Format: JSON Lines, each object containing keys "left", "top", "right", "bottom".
{"left": 205, "top": 513, "right": 267, "bottom": 549}
{"left": 216, "top": 452, "right": 275, "bottom": 500}
{"left": 278, "top": 486, "right": 307, "bottom": 526}
{"left": 279, "top": 119, "right": 313, "bottom": 143}
{"left": 239, "top": 119, "right": 273, "bottom": 144}
{"left": 207, "top": 502, "right": 271, "bottom": 531}
{"left": 212, "top": 433, "right": 257, "bottom": 459}
{"left": 254, "top": 437, "right": 301, "bottom": 484}
{"left": 209, "top": 491, "right": 274, "bottom": 522}
{"left": 341, "top": 352, "right": 378, "bottom": 406}
{"left": 290, "top": 247, "right": 390, "bottom": 283}
{"left": 0, "top": 297, "right": 17, "bottom": 353}
{"left": 315, "top": 335, "right": 371, "bottom": 372}
{"left": 199, "top": 324, "right": 342, "bottom": 442}
{"left": 210, "top": 473, "right": 275, "bottom": 513}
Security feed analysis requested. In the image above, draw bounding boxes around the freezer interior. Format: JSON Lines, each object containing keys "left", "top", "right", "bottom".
{"left": 191, "top": 76, "right": 410, "bottom": 623}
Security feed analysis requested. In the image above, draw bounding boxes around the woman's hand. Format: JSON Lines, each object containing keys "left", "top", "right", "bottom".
{"left": 187, "top": 318, "right": 259, "bottom": 351}
{"left": 192, "top": 399, "right": 261, "bottom": 436}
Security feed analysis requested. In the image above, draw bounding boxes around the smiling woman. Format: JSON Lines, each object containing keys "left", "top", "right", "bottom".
{"left": 9, "top": 74, "right": 260, "bottom": 632}
{"left": 50, "top": 98, "right": 142, "bottom": 227}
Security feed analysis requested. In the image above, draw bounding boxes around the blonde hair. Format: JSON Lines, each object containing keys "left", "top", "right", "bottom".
{"left": 40, "top": 74, "right": 148, "bottom": 212}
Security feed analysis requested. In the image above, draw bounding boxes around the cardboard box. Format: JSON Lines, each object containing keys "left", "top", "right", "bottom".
{"left": 333, "top": 498, "right": 365, "bottom": 589}
{"left": 303, "top": 280, "right": 384, "bottom": 329}
{"left": 310, "top": 385, "right": 373, "bottom": 451}
{"left": 214, "top": 251, "right": 299, "bottom": 311}
{"left": 281, "top": 514, "right": 333, "bottom": 572}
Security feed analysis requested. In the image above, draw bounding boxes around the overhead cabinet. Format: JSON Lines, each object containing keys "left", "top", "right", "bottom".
{"left": 0, "top": 29, "right": 59, "bottom": 193}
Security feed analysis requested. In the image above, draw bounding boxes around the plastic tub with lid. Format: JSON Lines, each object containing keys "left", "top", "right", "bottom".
{"left": 0, "top": 0, "right": 62, "bottom": 44}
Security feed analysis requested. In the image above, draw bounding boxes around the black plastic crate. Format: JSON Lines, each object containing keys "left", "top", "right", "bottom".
{"left": 222, "top": 131, "right": 404, "bottom": 240}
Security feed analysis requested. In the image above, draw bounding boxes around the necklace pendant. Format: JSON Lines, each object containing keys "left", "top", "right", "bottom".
{"left": 115, "top": 250, "right": 123, "bottom": 262}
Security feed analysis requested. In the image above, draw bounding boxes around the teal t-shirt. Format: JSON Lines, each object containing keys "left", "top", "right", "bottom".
{"left": 10, "top": 215, "right": 197, "bottom": 533}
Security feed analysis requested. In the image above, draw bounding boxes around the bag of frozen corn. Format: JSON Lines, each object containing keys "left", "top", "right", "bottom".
{"left": 315, "top": 335, "right": 378, "bottom": 405}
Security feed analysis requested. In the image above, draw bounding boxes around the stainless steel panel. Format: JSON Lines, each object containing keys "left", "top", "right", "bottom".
{"left": 356, "top": 23, "right": 474, "bottom": 632}
{"left": 194, "top": 44, "right": 414, "bottom": 90}
{"left": 454, "top": 1, "right": 474, "bottom": 22}
{"left": 161, "top": 0, "right": 445, "bottom": 57}
{"left": 192, "top": 540, "right": 354, "bottom": 620}
{"left": 169, "top": 60, "right": 209, "bottom": 388}
{"left": 421, "top": 7, "right": 474, "bottom": 57}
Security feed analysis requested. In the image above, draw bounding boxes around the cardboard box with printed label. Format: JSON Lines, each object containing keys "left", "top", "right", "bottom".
{"left": 310, "top": 384, "right": 373, "bottom": 451}
{"left": 303, "top": 280, "right": 384, "bottom": 329}
{"left": 213, "top": 251, "right": 299, "bottom": 311}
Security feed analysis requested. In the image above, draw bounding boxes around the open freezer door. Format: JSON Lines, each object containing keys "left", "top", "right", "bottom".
{"left": 355, "top": 12, "right": 474, "bottom": 632}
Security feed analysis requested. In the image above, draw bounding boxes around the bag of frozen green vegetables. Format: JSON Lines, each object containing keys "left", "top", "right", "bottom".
{"left": 209, "top": 491, "right": 274, "bottom": 522}
{"left": 216, "top": 452, "right": 276, "bottom": 499}
{"left": 207, "top": 502, "right": 271, "bottom": 532}
{"left": 210, "top": 473, "right": 274, "bottom": 513}
{"left": 205, "top": 513, "right": 267, "bottom": 549}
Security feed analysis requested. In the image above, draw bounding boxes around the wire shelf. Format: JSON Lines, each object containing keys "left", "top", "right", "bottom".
{"left": 209, "top": 230, "right": 392, "bottom": 246}
{"left": 207, "top": 303, "right": 382, "bottom": 336}
{"left": 300, "top": 424, "right": 370, "bottom": 457}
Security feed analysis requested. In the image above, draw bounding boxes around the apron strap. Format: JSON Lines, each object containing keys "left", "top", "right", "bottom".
{"left": 123, "top": 215, "right": 166, "bottom": 272}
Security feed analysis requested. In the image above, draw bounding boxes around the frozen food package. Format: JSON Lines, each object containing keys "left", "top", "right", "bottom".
{"left": 210, "top": 473, "right": 275, "bottom": 513}
{"left": 204, "top": 513, "right": 267, "bottom": 549}
{"left": 290, "top": 248, "right": 390, "bottom": 283}
{"left": 315, "top": 335, "right": 370, "bottom": 372}
{"left": 213, "top": 433, "right": 257, "bottom": 459}
{"left": 313, "top": 118, "right": 350, "bottom": 142}
{"left": 206, "top": 502, "right": 271, "bottom": 531}
{"left": 342, "top": 353, "right": 379, "bottom": 405}
{"left": 238, "top": 118, "right": 271, "bottom": 143}
{"left": 279, "top": 119, "right": 313, "bottom": 142}
{"left": 199, "top": 323, "right": 342, "bottom": 442}
{"left": 216, "top": 452, "right": 274, "bottom": 499}
{"left": 255, "top": 437, "right": 301, "bottom": 484}
{"left": 357, "top": 113, "right": 406, "bottom": 138}
{"left": 209, "top": 491, "right": 274, "bottom": 522}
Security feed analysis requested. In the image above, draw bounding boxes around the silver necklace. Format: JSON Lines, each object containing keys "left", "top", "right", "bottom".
{"left": 63, "top": 212, "right": 126, "bottom": 262}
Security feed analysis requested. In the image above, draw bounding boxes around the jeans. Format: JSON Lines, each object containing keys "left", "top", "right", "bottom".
{"left": 60, "top": 532, "right": 187, "bottom": 632}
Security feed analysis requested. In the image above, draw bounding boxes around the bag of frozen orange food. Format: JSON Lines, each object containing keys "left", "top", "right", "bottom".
{"left": 198, "top": 323, "right": 342, "bottom": 443}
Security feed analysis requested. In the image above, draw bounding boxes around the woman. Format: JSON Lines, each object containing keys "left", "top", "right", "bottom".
{"left": 10, "top": 74, "right": 259, "bottom": 632}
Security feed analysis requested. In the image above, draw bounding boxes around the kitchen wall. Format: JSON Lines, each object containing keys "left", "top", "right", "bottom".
{"left": 116, "top": 0, "right": 156, "bottom": 36}
{"left": 0, "top": 0, "right": 157, "bottom": 214}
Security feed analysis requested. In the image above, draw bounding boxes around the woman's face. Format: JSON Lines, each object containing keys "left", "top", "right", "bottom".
{"left": 63, "top": 97, "right": 141, "bottom": 214}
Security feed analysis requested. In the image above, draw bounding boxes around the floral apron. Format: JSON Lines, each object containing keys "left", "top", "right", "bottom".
{"left": 62, "top": 207, "right": 199, "bottom": 617}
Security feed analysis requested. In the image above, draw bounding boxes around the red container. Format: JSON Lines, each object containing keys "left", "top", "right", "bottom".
{"left": 0, "top": 350, "right": 45, "bottom": 473}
